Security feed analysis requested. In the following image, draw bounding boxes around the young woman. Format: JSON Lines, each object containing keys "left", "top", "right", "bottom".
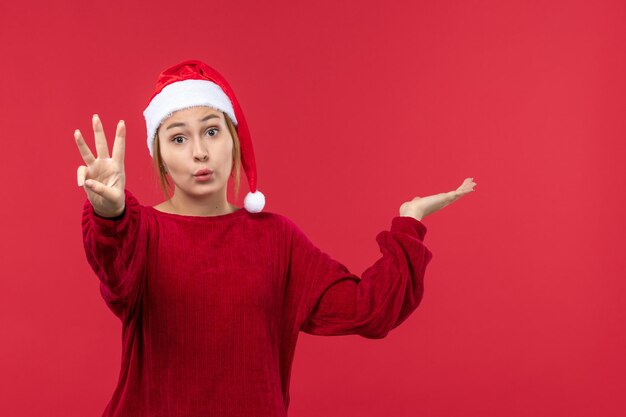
{"left": 75, "top": 60, "right": 476, "bottom": 417}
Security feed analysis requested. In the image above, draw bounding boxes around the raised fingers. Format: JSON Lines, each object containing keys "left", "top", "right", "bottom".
{"left": 92, "top": 114, "right": 110, "bottom": 159}
{"left": 74, "top": 129, "right": 96, "bottom": 165}
{"left": 111, "top": 120, "right": 126, "bottom": 165}
{"left": 455, "top": 177, "right": 476, "bottom": 195}
{"left": 77, "top": 165, "right": 88, "bottom": 187}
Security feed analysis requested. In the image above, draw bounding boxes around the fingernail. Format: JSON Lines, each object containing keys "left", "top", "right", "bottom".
{"left": 93, "top": 114, "right": 99, "bottom": 119}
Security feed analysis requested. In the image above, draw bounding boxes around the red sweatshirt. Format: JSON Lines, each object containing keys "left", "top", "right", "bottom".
{"left": 81, "top": 188, "right": 433, "bottom": 417}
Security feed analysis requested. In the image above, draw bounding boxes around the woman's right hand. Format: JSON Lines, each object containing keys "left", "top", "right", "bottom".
{"left": 75, "top": 114, "right": 127, "bottom": 218}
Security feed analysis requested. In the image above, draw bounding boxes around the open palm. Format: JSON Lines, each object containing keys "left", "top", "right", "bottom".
{"left": 400, "top": 177, "right": 477, "bottom": 220}
{"left": 75, "top": 114, "right": 127, "bottom": 218}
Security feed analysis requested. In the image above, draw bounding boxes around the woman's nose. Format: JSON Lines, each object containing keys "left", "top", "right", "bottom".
{"left": 193, "top": 139, "right": 209, "bottom": 161}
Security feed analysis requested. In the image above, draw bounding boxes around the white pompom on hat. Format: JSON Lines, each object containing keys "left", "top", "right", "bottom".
{"left": 143, "top": 59, "right": 265, "bottom": 213}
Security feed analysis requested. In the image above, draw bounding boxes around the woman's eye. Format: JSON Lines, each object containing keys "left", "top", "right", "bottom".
{"left": 171, "top": 128, "right": 217, "bottom": 144}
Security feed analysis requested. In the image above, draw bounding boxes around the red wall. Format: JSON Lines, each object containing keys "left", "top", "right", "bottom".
{"left": 1, "top": 0, "right": 624, "bottom": 416}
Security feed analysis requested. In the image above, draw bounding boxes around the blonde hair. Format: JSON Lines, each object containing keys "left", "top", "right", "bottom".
{"left": 152, "top": 112, "right": 242, "bottom": 202}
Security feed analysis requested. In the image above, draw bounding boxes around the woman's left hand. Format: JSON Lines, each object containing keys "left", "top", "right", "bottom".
{"left": 399, "top": 177, "right": 477, "bottom": 221}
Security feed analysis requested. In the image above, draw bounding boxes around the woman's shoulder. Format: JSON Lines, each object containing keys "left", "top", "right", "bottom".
{"left": 241, "top": 210, "right": 305, "bottom": 239}
{"left": 247, "top": 209, "right": 293, "bottom": 227}
{"left": 151, "top": 201, "right": 171, "bottom": 213}
{"left": 256, "top": 211, "right": 308, "bottom": 240}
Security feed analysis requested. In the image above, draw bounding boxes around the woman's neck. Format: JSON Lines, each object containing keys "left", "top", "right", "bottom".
{"left": 164, "top": 189, "right": 238, "bottom": 217}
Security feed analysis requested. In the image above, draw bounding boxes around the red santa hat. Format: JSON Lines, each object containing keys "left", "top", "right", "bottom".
{"left": 143, "top": 59, "right": 265, "bottom": 213}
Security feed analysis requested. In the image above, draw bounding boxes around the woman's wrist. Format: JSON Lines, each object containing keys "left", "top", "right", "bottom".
{"left": 94, "top": 206, "right": 125, "bottom": 219}
{"left": 398, "top": 211, "right": 423, "bottom": 221}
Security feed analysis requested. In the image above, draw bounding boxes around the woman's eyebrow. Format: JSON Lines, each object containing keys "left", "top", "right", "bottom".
{"left": 165, "top": 114, "right": 220, "bottom": 130}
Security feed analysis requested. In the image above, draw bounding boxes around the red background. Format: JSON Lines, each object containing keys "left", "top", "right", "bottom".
{"left": 1, "top": 0, "right": 625, "bottom": 416}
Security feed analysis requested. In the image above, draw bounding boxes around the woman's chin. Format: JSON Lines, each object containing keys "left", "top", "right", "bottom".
{"left": 175, "top": 181, "right": 225, "bottom": 197}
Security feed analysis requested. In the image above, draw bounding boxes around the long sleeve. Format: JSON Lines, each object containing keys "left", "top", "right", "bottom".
{"left": 81, "top": 189, "right": 149, "bottom": 321}
{"left": 292, "top": 216, "right": 433, "bottom": 339}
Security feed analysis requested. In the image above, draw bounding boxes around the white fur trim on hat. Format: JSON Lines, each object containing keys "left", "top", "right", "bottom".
{"left": 143, "top": 79, "right": 238, "bottom": 158}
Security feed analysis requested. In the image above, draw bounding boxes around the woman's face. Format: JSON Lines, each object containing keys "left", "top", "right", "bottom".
{"left": 157, "top": 106, "right": 233, "bottom": 199}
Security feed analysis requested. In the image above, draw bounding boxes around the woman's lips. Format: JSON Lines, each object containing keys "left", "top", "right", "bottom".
{"left": 194, "top": 168, "right": 213, "bottom": 176}
{"left": 194, "top": 172, "right": 214, "bottom": 181}
{"left": 193, "top": 167, "right": 214, "bottom": 181}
